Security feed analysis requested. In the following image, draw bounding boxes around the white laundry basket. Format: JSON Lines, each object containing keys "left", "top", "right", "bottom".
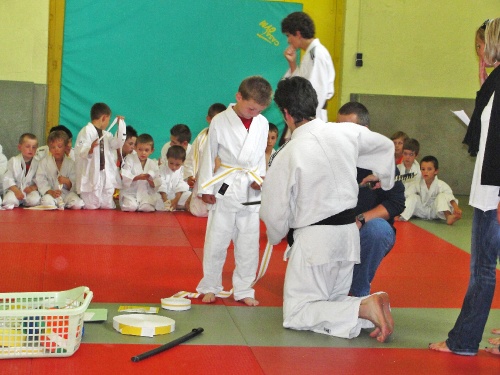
{"left": 0, "top": 286, "right": 92, "bottom": 358}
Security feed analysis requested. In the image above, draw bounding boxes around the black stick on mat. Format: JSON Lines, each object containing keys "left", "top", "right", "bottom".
{"left": 131, "top": 327, "right": 204, "bottom": 362}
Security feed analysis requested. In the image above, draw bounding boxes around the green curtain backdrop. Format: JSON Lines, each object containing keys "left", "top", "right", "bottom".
{"left": 60, "top": 0, "right": 302, "bottom": 157}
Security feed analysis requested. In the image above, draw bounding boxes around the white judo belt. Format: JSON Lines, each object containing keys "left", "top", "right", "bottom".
{"left": 200, "top": 163, "right": 263, "bottom": 191}
{"left": 172, "top": 241, "right": 273, "bottom": 300}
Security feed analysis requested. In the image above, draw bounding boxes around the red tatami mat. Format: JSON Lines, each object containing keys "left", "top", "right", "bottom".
{"left": 1, "top": 243, "right": 46, "bottom": 292}
{"left": 41, "top": 243, "right": 202, "bottom": 303}
{"left": 1, "top": 209, "right": 498, "bottom": 308}
{"left": 372, "top": 223, "right": 500, "bottom": 309}
{"left": 1, "top": 344, "right": 265, "bottom": 375}
{"left": 3, "top": 345, "right": 498, "bottom": 375}
{"left": 251, "top": 347, "right": 500, "bottom": 375}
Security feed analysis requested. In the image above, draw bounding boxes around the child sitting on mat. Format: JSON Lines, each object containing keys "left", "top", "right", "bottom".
{"left": 2, "top": 133, "right": 41, "bottom": 209}
{"left": 119, "top": 133, "right": 162, "bottom": 212}
{"left": 158, "top": 145, "right": 190, "bottom": 211}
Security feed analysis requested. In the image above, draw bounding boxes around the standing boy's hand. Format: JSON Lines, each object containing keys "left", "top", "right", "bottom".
{"left": 187, "top": 176, "right": 196, "bottom": 187}
{"left": 89, "top": 138, "right": 99, "bottom": 154}
{"left": 202, "top": 194, "right": 216, "bottom": 204}
{"left": 250, "top": 178, "right": 263, "bottom": 191}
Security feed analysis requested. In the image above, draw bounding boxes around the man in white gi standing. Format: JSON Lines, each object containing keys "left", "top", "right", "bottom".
{"left": 260, "top": 77, "right": 394, "bottom": 342}
{"left": 281, "top": 11, "right": 334, "bottom": 122}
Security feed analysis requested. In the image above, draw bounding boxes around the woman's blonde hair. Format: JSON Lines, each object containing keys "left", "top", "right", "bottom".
{"left": 484, "top": 18, "right": 500, "bottom": 65}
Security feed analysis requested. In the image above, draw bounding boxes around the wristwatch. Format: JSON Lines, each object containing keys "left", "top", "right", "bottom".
{"left": 356, "top": 213, "right": 366, "bottom": 226}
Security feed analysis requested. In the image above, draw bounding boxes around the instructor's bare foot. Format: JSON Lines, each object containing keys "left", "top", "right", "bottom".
{"left": 359, "top": 293, "right": 393, "bottom": 343}
{"left": 240, "top": 297, "right": 259, "bottom": 306}
{"left": 429, "top": 341, "right": 452, "bottom": 353}
{"left": 446, "top": 214, "right": 460, "bottom": 225}
{"left": 202, "top": 293, "right": 216, "bottom": 303}
{"left": 488, "top": 337, "right": 500, "bottom": 345}
{"left": 485, "top": 346, "right": 500, "bottom": 355}
{"left": 492, "top": 328, "right": 500, "bottom": 335}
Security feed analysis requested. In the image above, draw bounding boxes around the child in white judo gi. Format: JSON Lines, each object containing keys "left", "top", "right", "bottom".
{"left": 3, "top": 133, "right": 41, "bottom": 209}
{"left": 396, "top": 138, "right": 420, "bottom": 186}
{"left": 184, "top": 102, "right": 227, "bottom": 217}
{"left": 0, "top": 143, "right": 7, "bottom": 205}
{"left": 36, "top": 130, "right": 84, "bottom": 209}
{"left": 265, "top": 123, "right": 278, "bottom": 169}
{"left": 261, "top": 76, "right": 394, "bottom": 342}
{"left": 36, "top": 125, "right": 75, "bottom": 161}
{"left": 158, "top": 145, "right": 190, "bottom": 211}
{"left": 74, "top": 102, "right": 124, "bottom": 210}
{"left": 196, "top": 76, "right": 272, "bottom": 306}
{"left": 116, "top": 125, "right": 138, "bottom": 170}
{"left": 281, "top": 12, "right": 334, "bottom": 122}
{"left": 159, "top": 124, "right": 192, "bottom": 166}
{"left": 119, "top": 133, "right": 162, "bottom": 212}
{"left": 398, "top": 155, "right": 462, "bottom": 225}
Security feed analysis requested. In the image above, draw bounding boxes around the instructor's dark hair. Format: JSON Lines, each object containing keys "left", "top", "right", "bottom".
{"left": 274, "top": 77, "right": 318, "bottom": 124}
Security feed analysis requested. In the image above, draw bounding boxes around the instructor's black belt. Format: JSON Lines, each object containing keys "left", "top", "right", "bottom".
{"left": 287, "top": 208, "right": 356, "bottom": 247}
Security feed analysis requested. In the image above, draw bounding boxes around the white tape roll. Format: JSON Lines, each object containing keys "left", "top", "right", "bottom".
{"left": 161, "top": 297, "right": 191, "bottom": 311}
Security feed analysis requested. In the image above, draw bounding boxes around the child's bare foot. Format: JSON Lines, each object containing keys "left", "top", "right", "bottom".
{"left": 239, "top": 297, "right": 259, "bottom": 306}
{"left": 359, "top": 293, "right": 393, "bottom": 343}
{"left": 492, "top": 328, "right": 500, "bottom": 335}
{"left": 488, "top": 337, "right": 500, "bottom": 345}
{"left": 202, "top": 293, "right": 216, "bottom": 303}
{"left": 446, "top": 214, "right": 461, "bottom": 225}
{"left": 485, "top": 346, "right": 500, "bottom": 355}
{"left": 428, "top": 341, "right": 452, "bottom": 353}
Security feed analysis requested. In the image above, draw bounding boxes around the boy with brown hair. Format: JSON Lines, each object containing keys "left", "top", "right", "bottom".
{"left": 36, "top": 130, "right": 84, "bottom": 210}
{"left": 2, "top": 133, "right": 41, "bottom": 209}
{"left": 120, "top": 133, "right": 162, "bottom": 212}
{"left": 196, "top": 76, "right": 272, "bottom": 306}
{"left": 74, "top": 102, "right": 124, "bottom": 209}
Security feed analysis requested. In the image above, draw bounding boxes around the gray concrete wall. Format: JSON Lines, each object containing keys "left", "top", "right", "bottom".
{"left": 0, "top": 80, "right": 47, "bottom": 159}
{"left": 351, "top": 94, "right": 476, "bottom": 195}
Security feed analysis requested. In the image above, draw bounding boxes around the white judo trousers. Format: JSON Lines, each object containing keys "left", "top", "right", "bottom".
{"left": 197, "top": 203, "right": 260, "bottom": 300}
{"left": 283, "top": 226, "right": 373, "bottom": 338}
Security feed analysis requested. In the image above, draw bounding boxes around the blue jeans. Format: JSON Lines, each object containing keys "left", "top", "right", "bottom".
{"left": 446, "top": 207, "right": 500, "bottom": 355}
{"left": 349, "top": 218, "right": 396, "bottom": 297}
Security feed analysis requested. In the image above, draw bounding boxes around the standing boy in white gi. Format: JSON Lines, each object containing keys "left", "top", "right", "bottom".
{"left": 281, "top": 11, "right": 334, "bottom": 122}
{"left": 36, "top": 130, "right": 84, "bottom": 209}
{"left": 196, "top": 76, "right": 272, "bottom": 306}
{"left": 261, "top": 77, "right": 395, "bottom": 341}
{"left": 74, "top": 102, "right": 124, "bottom": 209}
{"left": 3, "top": 133, "right": 41, "bottom": 209}
{"left": 120, "top": 133, "right": 162, "bottom": 212}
